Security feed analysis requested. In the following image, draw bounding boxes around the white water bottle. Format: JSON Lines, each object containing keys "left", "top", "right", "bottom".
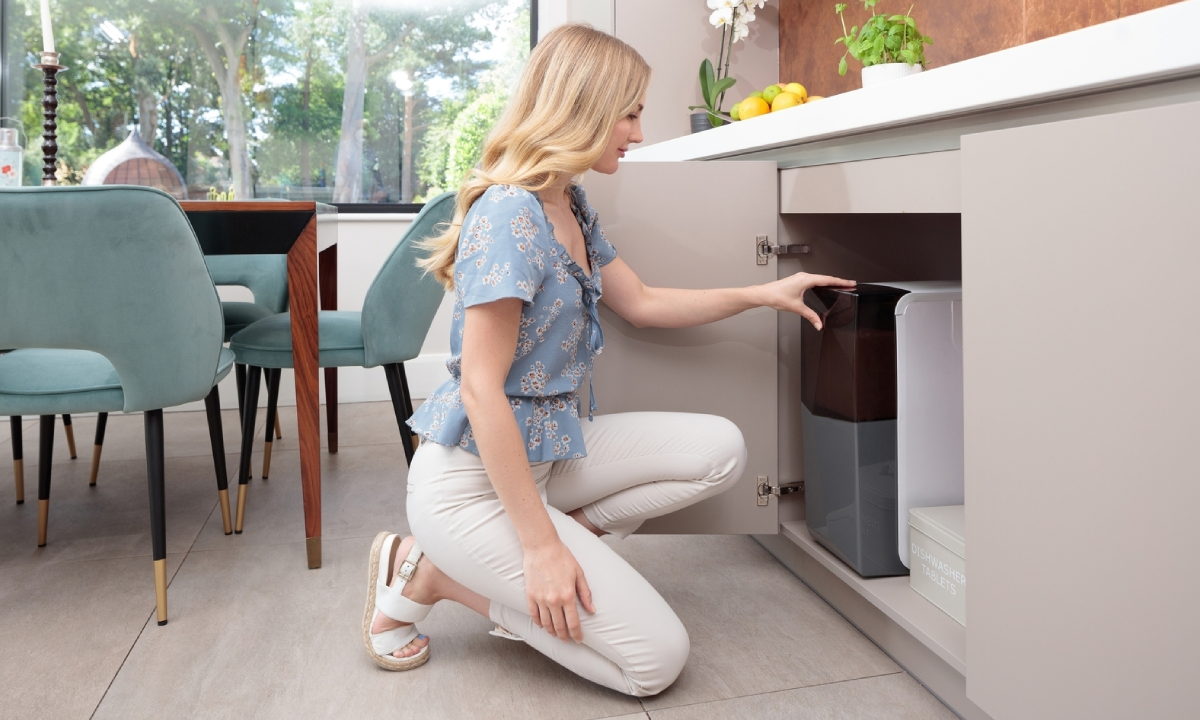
{"left": 0, "top": 123, "right": 24, "bottom": 187}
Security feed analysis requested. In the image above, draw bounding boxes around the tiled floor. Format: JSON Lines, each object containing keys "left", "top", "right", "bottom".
{"left": 0, "top": 403, "right": 956, "bottom": 720}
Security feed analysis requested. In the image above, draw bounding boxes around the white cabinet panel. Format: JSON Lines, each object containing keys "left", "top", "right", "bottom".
{"left": 962, "top": 101, "right": 1200, "bottom": 718}
{"left": 585, "top": 161, "right": 780, "bottom": 534}
{"left": 779, "top": 151, "right": 961, "bottom": 214}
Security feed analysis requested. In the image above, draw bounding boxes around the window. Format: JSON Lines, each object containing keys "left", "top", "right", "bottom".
{"left": 0, "top": 0, "right": 533, "bottom": 206}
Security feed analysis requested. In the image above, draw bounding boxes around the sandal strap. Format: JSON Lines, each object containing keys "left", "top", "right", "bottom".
{"left": 375, "top": 538, "right": 432, "bottom": 623}
{"left": 371, "top": 623, "right": 420, "bottom": 657}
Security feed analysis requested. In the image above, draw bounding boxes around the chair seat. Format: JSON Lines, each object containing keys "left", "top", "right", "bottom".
{"left": 229, "top": 311, "right": 366, "bottom": 369}
{"left": 0, "top": 347, "right": 236, "bottom": 415}
{"left": 221, "top": 301, "right": 277, "bottom": 341}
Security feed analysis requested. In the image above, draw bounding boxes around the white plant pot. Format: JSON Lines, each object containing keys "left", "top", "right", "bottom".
{"left": 861, "top": 63, "right": 924, "bottom": 88}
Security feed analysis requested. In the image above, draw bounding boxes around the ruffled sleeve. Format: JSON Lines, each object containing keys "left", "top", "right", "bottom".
{"left": 455, "top": 185, "right": 549, "bottom": 308}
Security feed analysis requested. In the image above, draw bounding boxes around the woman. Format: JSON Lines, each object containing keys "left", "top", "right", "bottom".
{"left": 362, "top": 24, "right": 854, "bottom": 696}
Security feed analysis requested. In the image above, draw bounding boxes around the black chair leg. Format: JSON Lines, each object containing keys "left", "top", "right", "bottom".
{"left": 384, "top": 363, "right": 417, "bottom": 466}
{"left": 10, "top": 416, "right": 23, "bottom": 504}
{"left": 203, "top": 386, "right": 232, "bottom": 535}
{"left": 61, "top": 414, "right": 77, "bottom": 459}
{"left": 37, "top": 415, "right": 54, "bottom": 547}
{"left": 235, "top": 363, "right": 247, "bottom": 425}
{"left": 262, "top": 369, "right": 281, "bottom": 480}
{"left": 144, "top": 409, "right": 168, "bottom": 626}
{"left": 324, "top": 367, "right": 338, "bottom": 453}
{"left": 235, "top": 366, "right": 262, "bottom": 534}
{"left": 90, "top": 412, "right": 108, "bottom": 487}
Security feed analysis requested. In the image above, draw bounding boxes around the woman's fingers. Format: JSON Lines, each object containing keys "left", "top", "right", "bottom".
{"left": 563, "top": 600, "right": 584, "bottom": 643}
{"left": 538, "top": 602, "right": 554, "bottom": 633}
{"left": 548, "top": 604, "right": 571, "bottom": 640}
{"left": 576, "top": 572, "right": 596, "bottom": 614}
{"left": 808, "top": 273, "right": 856, "bottom": 288}
{"left": 529, "top": 597, "right": 542, "bottom": 628}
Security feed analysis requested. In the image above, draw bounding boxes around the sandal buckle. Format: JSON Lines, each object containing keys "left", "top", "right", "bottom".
{"left": 397, "top": 560, "right": 418, "bottom": 581}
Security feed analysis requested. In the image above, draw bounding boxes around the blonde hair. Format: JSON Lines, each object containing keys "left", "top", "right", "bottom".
{"left": 418, "top": 23, "right": 651, "bottom": 289}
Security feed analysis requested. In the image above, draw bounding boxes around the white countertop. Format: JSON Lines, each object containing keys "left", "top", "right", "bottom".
{"left": 625, "top": 1, "right": 1200, "bottom": 168}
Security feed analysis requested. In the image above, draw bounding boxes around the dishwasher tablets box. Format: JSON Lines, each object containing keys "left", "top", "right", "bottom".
{"left": 908, "top": 505, "right": 966, "bottom": 626}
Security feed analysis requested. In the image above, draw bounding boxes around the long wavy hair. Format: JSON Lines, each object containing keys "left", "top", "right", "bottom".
{"left": 417, "top": 23, "right": 651, "bottom": 289}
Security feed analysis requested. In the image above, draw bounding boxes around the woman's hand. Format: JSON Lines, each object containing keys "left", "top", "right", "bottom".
{"left": 523, "top": 539, "right": 596, "bottom": 643}
{"left": 752, "top": 272, "right": 856, "bottom": 330}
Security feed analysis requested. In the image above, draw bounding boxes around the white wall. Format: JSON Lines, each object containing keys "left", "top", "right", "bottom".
{"left": 187, "top": 215, "right": 455, "bottom": 412}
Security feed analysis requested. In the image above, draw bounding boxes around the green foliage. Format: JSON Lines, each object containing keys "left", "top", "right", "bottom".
{"left": 4, "top": 0, "right": 529, "bottom": 201}
{"left": 835, "top": 1, "right": 932, "bottom": 76}
{"left": 687, "top": 58, "right": 735, "bottom": 128}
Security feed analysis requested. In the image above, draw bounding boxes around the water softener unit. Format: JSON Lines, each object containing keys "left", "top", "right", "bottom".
{"left": 801, "top": 282, "right": 964, "bottom": 578}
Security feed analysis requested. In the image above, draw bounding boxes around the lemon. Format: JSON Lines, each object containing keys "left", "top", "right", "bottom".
{"left": 762, "top": 85, "right": 782, "bottom": 104}
{"left": 739, "top": 96, "right": 770, "bottom": 120}
{"left": 805, "top": 95, "right": 826, "bottom": 103}
{"left": 783, "top": 83, "right": 808, "bottom": 102}
{"left": 771, "top": 91, "right": 802, "bottom": 111}
{"left": 730, "top": 102, "right": 742, "bottom": 121}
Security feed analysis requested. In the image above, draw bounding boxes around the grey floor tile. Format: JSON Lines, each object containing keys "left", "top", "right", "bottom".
{"left": 190, "top": 441, "right": 411, "bottom": 552}
{"left": 609, "top": 535, "right": 900, "bottom": 711}
{"left": 0, "top": 552, "right": 185, "bottom": 720}
{"left": 94, "top": 537, "right": 644, "bottom": 720}
{"left": 646, "top": 673, "right": 956, "bottom": 720}
{"left": 0, "top": 452, "right": 227, "bottom": 568}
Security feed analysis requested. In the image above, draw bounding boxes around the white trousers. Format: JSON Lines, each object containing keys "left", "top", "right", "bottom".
{"left": 406, "top": 411, "right": 747, "bottom": 697}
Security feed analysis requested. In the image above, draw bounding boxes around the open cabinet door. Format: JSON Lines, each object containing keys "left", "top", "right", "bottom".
{"left": 584, "top": 161, "right": 780, "bottom": 534}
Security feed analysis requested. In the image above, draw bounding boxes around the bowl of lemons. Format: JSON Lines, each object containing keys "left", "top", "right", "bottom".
{"left": 731, "top": 82, "right": 825, "bottom": 122}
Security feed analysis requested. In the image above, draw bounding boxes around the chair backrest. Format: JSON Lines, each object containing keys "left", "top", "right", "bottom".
{"left": 361, "top": 192, "right": 455, "bottom": 367}
{"left": 0, "top": 186, "right": 225, "bottom": 411}
{"left": 204, "top": 254, "right": 289, "bottom": 313}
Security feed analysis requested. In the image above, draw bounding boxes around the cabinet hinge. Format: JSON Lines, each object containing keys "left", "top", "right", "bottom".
{"left": 756, "top": 476, "right": 804, "bottom": 506}
{"left": 756, "top": 235, "right": 811, "bottom": 265}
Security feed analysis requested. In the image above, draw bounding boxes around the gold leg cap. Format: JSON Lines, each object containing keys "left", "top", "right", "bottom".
{"left": 37, "top": 498, "right": 48, "bottom": 546}
{"left": 64, "top": 423, "right": 77, "bottom": 459}
{"left": 218, "top": 488, "right": 232, "bottom": 535}
{"left": 13, "top": 459, "right": 24, "bottom": 504}
{"left": 262, "top": 440, "right": 273, "bottom": 480}
{"left": 234, "top": 484, "right": 248, "bottom": 534}
{"left": 154, "top": 558, "right": 168, "bottom": 626}
{"left": 306, "top": 536, "right": 322, "bottom": 569}
{"left": 89, "top": 445, "right": 103, "bottom": 486}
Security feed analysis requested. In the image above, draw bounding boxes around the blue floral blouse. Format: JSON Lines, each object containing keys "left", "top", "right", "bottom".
{"left": 407, "top": 183, "right": 617, "bottom": 461}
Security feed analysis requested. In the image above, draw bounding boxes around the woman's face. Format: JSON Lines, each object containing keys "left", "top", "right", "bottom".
{"left": 592, "top": 100, "right": 645, "bottom": 175}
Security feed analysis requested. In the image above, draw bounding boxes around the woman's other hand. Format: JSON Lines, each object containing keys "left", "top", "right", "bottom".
{"left": 523, "top": 539, "right": 596, "bottom": 643}
{"left": 753, "top": 272, "right": 856, "bottom": 330}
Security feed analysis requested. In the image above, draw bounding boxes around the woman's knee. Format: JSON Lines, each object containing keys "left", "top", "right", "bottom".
{"left": 695, "top": 415, "right": 748, "bottom": 490}
{"left": 624, "top": 615, "right": 691, "bottom": 697}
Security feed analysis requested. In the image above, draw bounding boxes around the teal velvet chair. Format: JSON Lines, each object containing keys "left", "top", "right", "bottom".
{"left": 227, "top": 192, "right": 453, "bottom": 533}
{"left": 0, "top": 185, "right": 236, "bottom": 626}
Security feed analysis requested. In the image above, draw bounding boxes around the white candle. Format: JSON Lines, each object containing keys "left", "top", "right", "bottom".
{"left": 40, "top": 0, "right": 55, "bottom": 53}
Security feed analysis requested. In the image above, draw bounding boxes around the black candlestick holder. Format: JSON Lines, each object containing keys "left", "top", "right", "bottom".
{"left": 32, "top": 51, "right": 66, "bottom": 187}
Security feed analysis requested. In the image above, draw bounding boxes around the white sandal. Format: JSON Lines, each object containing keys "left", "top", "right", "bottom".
{"left": 362, "top": 532, "right": 433, "bottom": 671}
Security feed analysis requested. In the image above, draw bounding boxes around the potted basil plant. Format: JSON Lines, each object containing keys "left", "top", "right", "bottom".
{"left": 835, "top": 1, "right": 932, "bottom": 88}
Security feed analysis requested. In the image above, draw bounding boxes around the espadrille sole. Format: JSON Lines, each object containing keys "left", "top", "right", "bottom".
{"left": 362, "top": 531, "right": 430, "bottom": 671}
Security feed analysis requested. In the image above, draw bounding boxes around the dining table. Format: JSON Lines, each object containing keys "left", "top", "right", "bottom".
{"left": 181, "top": 200, "right": 337, "bottom": 569}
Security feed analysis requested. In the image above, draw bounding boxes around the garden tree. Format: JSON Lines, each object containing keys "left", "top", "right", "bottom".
{"left": 417, "top": 4, "right": 528, "bottom": 197}
{"left": 186, "top": 0, "right": 284, "bottom": 198}
{"left": 332, "top": 0, "right": 491, "bottom": 202}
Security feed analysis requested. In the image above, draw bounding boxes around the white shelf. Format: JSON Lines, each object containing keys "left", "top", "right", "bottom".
{"left": 624, "top": 1, "right": 1200, "bottom": 169}
{"left": 779, "top": 520, "right": 967, "bottom": 676}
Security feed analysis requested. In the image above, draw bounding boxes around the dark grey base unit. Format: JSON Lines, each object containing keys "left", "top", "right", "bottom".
{"left": 801, "top": 406, "right": 905, "bottom": 576}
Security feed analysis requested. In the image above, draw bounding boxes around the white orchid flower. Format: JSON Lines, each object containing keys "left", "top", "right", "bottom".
{"left": 731, "top": 17, "right": 750, "bottom": 42}
{"left": 709, "top": 6, "right": 733, "bottom": 26}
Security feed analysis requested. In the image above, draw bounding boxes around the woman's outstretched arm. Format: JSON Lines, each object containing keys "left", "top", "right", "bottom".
{"left": 460, "top": 299, "right": 596, "bottom": 644}
{"left": 599, "top": 257, "right": 855, "bottom": 331}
